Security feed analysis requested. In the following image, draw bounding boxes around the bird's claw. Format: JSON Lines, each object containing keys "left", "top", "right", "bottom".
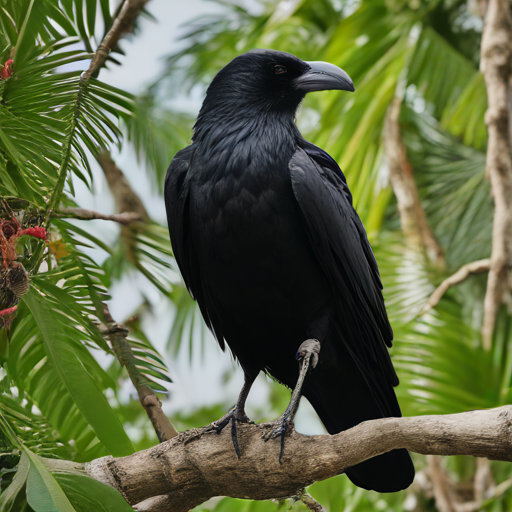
{"left": 262, "top": 414, "right": 294, "bottom": 463}
{"left": 207, "top": 408, "right": 253, "bottom": 459}
{"left": 296, "top": 338, "right": 320, "bottom": 370}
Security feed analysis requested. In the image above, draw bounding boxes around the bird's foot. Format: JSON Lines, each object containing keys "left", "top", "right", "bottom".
{"left": 262, "top": 338, "right": 321, "bottom": 464}
{"left": 262, "top": 412, "right": 295, "bottom": 463}
{"left": 296, "top": 338, "right": 320, "bottom": 370}
{"left": 207, "top": 407, "right": 254, "bottom": 459}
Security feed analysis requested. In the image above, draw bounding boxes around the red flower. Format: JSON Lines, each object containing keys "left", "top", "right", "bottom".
{"left": 0, "top": 305, "right": 17, "bottom": 317}
{"left": 1, "top": 59, "right": 13, "bottom": 80}
{"left": 19, "top": 227, "right": 48, "bottom": 242}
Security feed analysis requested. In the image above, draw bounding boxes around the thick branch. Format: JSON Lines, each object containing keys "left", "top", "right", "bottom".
{"left": 78, "top": 406, "right": 512, "bottom": 512}
{"left": 480, "top": 0, "right": 512, "bottom": 349}
{"left": 100, "top": 304, "right": 178, "bottom": 442}
{"left": 95, "top": 151, "right": 148, "bottom": 220}
{"left": 422, "top": 259, "right": 490, "bottom": 314}
{"left": 384, "top": 96, "right": 445, "bottom": 267}
{"left": 82, "top": 0, "right": 151, "bottom": 81}
{"left": 54, "top": 208, "right": 142, "bottom": 225}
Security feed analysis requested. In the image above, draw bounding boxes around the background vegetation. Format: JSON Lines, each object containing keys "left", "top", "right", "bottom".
{"left": 0, "top": 0, "right": 511, "bottom": 511}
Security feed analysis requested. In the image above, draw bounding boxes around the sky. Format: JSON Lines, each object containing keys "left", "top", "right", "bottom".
{"left": 74, "top": 0, "right": 325, "bottom": 436}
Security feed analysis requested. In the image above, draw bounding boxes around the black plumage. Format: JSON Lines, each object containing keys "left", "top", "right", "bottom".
{"left": 165, "top": 49, "right": 415, "bottom": 493}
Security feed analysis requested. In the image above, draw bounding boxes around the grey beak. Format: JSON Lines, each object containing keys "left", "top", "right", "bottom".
{"left": 294, "top": 61, "right": 354, "bottom": 93}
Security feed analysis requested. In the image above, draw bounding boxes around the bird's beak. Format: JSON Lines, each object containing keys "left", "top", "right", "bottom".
{"left": 294, "top": 61, "right": 354, "bottom": 93}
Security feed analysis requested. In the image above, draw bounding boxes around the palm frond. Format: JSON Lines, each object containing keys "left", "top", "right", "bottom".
{"left": 402, "top": 107, "right": 491, "bottom": 269}
{"left": 124, "top": 95, "right": 192, "bottom": 193}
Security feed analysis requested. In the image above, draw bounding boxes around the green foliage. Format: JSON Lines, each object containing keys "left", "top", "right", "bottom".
{"left": 23, "top": 289, "right": 134, "bottom": 458}
{"left": 0, "top": 0, "right": 171, "bottom": 507}
{"left": 1, "top": 0, "right": 511, "bottom": 511}
{"left": 53, "top": 474, "right": 135, "bottom": 512}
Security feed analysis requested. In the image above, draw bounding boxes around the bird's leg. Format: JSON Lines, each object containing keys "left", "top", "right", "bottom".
{"left": 208, "top": 371, "right": 257, "bottom": 459}
{"left": 263, "top": 338, "right": 320, "bottom": 463}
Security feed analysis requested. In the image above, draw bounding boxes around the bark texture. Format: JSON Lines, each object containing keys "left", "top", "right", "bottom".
{"left": 75, "top": 406, "right": 512, "bottom": 512}
{"left": 480, "top": 0, "right": 512, "bottom": 349}
{"left": 100, "top": 305, "right": 178, "bottom": 443}
{"left": 385, "top": 96, "right": 445, "bottom": 267}
{"left": 55, "top": 208, "right": 142, "bottom": 225}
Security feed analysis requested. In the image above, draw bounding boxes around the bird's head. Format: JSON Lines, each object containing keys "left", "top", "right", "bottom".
{"left": 196, "top": 49, "right": 354, "bottom": 123}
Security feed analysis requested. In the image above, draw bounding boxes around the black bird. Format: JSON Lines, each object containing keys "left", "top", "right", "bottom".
{"left": 165, "top": 49, "right": 415, "bottom": 493}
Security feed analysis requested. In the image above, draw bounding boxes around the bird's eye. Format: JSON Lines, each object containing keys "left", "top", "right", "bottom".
{"left": 274, "top": 65, "right": 287, "bottom": 75}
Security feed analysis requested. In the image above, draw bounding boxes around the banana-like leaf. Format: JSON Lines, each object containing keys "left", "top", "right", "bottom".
{"left": 53, "top": 473, "right": 134, "bottom": 512}
{"left": 26, "top": 456, "right": 76, "bottom": 512}
{"left": 441, "top": 73, "right": 487, "bottom": 150}
{"left": 23, "top": 289, "right": 134, "bottom": 457}
{"left": 0, "top": 418, "right": 76, "bottom": 512}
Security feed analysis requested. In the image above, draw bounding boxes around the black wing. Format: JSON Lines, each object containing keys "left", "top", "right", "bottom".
{"left": 164, "top": 146, "right": 226, "bottom": 349}
{"left": 290, "top": 140, "right": 397, "bottom": 386}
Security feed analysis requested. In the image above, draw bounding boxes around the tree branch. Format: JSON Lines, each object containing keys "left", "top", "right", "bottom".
{"left": 95, "top": 150, "right": 149, "bottom": 268}
{"left": 44, "top": 0, "right": 151, "bottom": 226}
{"left": 54, "top": 208, "right": 142, "bottom": 225}
{"left": 480, "top": 0, "right": 512, "bottom": 349}
{"left": 95, "top": 151, "right": 149, "bottom": 220}
{"left": 384, "top": 95, "right": 445, "bottom": 267}
{"left": 81, "top": 0, "right": 151, "bottom": 82}
{"left": 421, "top": 259, "right": 491, "bottom": 314}
{"left": 99, "top": 304, "right": 178, "bottom": 442}
{"left": 69, "top": 406, "right": 512, "bottom": 512}
{"left": 427, "top": 455, "right": 457, "bottom": 512}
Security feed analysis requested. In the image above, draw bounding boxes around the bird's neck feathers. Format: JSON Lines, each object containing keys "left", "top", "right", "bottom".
{"left": 192, "top": 95, "right": 302, "bottom": 170}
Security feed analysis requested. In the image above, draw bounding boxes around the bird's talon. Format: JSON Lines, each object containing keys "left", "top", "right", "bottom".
{"left": 262, "top": 416, "right": 293, "bottom": 462}
{"left": 208, "top": 409, "right": 254, "bottom": 458}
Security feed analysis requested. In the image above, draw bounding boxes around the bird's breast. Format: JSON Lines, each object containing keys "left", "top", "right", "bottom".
{"left": 192, "top": 159, "right": 300, "bottom": 264}
{"left": 187, "top": 147, "right": 331, "bottom": 356}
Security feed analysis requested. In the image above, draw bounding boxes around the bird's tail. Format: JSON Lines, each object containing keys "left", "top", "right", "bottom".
{"left": 302, "top": 338, "right": 415, "bottom": 493}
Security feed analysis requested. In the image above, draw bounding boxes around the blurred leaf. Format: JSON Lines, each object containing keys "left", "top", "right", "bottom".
{"left": 0, "top": 451, "right": 29, "bottom": 512}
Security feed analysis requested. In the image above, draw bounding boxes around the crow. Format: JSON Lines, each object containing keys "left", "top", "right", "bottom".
{"left": 165, "top": 49, "right": 415, "bottom": 493}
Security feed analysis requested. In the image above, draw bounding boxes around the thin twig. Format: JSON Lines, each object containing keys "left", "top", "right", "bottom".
{"left": 480, "top": 0, "right": 512, "bottom": 349}
{"left": 41, "top": 0, "right": 150, "bottom": 272}
{"left": 82, "top": 0, "right": 151, "bottom": 82}
{"left": 54, "top": 208, "right": 142, "bottom": 225}
{"left": 298, "top": 490, "right": 325, "bottom": 511}
{"left": 100, "top": 304, "right": 178, "bottom": 442}
{"left": 421, "top": 259, "right": 490, "bottom": 315}
{"left": 44, "top": 0, "right": 151, "bottom": 226}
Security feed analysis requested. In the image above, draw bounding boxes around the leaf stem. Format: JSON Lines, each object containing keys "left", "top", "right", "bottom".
{"left": 44, "top": 83, "right": 84, "bottom": 227}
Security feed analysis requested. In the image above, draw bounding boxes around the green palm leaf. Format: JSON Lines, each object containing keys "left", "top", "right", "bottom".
{"left": 23, "top": 289, "right": 134, "bottom": 457}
